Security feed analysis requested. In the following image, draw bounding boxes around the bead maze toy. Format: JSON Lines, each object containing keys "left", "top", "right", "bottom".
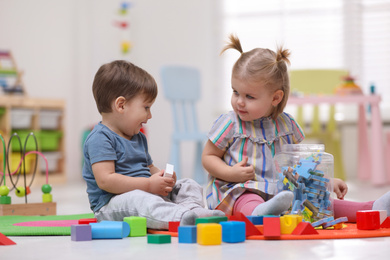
{"left": 0, "top": 132, "right": 56, "bottom": 216}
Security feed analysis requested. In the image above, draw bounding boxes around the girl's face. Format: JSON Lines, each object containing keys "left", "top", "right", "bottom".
{"left": 231, "top": 76, "right": 282, "bottom": 121}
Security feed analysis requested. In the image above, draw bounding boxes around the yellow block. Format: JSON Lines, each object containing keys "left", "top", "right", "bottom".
{"left": 197, "top": 223, "right": 222, "bottom": 245}
{"left": 280, "top": 215, "right": 303, "bottom": 234}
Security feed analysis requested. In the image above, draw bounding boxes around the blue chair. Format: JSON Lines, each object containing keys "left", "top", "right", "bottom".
{"left": 160, "top": 66, "right": 207, "bottom": 184}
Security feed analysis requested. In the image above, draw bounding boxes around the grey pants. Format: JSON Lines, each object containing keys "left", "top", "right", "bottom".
{"left": 94, "top": 178, "right": 205, "bottom": 229}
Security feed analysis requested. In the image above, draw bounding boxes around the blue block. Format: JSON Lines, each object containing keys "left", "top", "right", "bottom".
{"left": 178, "top": 226, "right": 197, "bottom": 243}
{"left": 221, "top": 221, "right": 246, "bottom": 243}
{"left": 246, "top": 216, "right": 263, "bottom": 225}
{"left": 90, "top": 221, "right": 130, "bottom": 239}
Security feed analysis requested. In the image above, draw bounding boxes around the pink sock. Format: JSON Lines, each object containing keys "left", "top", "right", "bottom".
{"left": 233, "top": 192, "right": 265, "bottom": 216}
{"left": 333, "top": 199, "right": 374, "bottom": 222}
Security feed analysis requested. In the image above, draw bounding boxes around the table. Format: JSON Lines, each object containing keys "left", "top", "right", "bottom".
{"left": 288, "top": 94, "right": 387, "bottom": 186}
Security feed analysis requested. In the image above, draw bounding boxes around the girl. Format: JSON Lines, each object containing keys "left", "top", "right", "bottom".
{"left": 202, "top": 34, "right": 390, "bottom": 221}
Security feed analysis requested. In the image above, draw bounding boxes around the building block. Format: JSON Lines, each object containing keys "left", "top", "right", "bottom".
{"left": 229, "top": 212, "right": 262, "bottom": 236}
{"left": 378, "top": 210, "right": 388, "bottom": 224}
{"left": 123, "top": 216, "right": 147, "bottom": 237}
{"left": 168, "top": 221, "right": 180, "bottom": 233}
{"left": 178, "top": 226, "right": 197, "bottom": 243}
{"left": 292, "top": 222, "right": 319, "bottom": 235}
{"left": 90, "top": 221, "right": 130, "bottom": 239}
{"left": 71, "top": 224, "right": 92, "bottom": 241}
{"left": 246, "top": 215, "right": 263, "bottom": 225}
{"left": 263, "top": 216, "right": 281, "bottom": 237}
{"left": 380, "top": 217, "right": 390, "bottom": 228}
{"left": 356, "top": 210, "right": 380, "bottom": 230}
{"left": 197, "top": 223, "right": 222, "bottom": 245}
{"left": 0, "top": 232, "right": 16, "bottom": 245}
{"left": 195, "top": 216, "right": 228, "bottom": 225}
{"left": 42, "top": 193, "right": 53, "bottom": 203}
{"left": 220, "top": 221, "right": 246, "bottom": 243}
{"left": 280, "top": 215, "right": 303, "bottom": 234}
{"left": 164, "top": 163, "right": 174, "bottom": 178}
{"left": 322, "top": 217, "right": 348, "bottom": 229}
{"left": 78, "top": 218, "right": 97, "bottom": 225}
{"left": 147, "top": 234, "right": 171, "bottom": 244}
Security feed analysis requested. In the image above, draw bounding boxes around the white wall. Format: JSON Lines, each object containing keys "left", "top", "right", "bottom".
{"left": 0, "top": 0, "right": 223, "bottom": 182}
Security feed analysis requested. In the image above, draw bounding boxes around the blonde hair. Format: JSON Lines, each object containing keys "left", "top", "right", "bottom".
{"left": 221, "top": 34, "right": 291, "bottom": 119}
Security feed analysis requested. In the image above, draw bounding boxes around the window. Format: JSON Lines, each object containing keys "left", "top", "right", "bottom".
{"left": 220, "top": 0, "right": 390, "bottom": 119}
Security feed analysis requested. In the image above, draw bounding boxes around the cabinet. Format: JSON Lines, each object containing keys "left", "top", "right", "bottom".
{"left": 0, "top": 96, "right": 66, "bottom": 187}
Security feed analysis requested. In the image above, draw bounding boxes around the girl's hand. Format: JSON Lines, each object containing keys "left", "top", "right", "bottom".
{"left": 230, "top": 157, "right": 255, "bottom": 183}
{"left": 149, "top": 170, "right": 174, "bottom": 196}
{"left": 333, "top": 178, "right": 348, "bottom": 199}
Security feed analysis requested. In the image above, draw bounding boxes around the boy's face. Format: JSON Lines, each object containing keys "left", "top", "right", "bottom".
{"left": 119, "top": 94, "right": 154, "bottom": 139}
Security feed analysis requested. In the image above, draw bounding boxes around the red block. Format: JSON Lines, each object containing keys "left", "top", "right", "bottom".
{"left": 229, "top": 212, "right": 262, "bottom": 236}
{"left": 78, "top": 218, "right": 98, "bottom": 225}
{"left": 168, "top": 221, "right": 180, "bottom": 233}
{"left": 0, "top": 232, "right": 16, "bottom": 246}
{"left": 356, "top": 210, "right": 380, "bottom": 230}
{"left": 380, "top": 217, "right": 390, "bottom": 228}
{"left": 263, "top": 216, "right": 281, "bottom": 237}
{"left": 292, "top": 222, "right": 319, "bottom": 235}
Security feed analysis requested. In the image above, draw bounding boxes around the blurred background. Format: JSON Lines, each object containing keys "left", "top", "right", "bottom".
{"left": 1, "top": 0, "right": 389, "bottom": 185}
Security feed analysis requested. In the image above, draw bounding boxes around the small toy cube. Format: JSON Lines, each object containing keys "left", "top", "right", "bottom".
{"left": 197, "top": 223, "right": 222, "bottom": 245}
{"left": 195, "top": 216, "right": 228, "bottom": 225}
{"left": 123, "top": 216, "right": 147, "bottom": 237}
{"left": 178, "top": 226, "right": 197, "bottom": 243}
{"left": 263, "top": 216, "right": 281, "bottom": 237}
{"left": 221, "top": 221, "right": 245, "bottom": 243}
{"left": 280, "top": 215, "right": 302, "bottom": 234}
{"left": 356, "top": 210, "right": 380, "bottom": 230}
{"left": 147, "top": 234, "right": 171, "bottom": 244}
{"left": 71, "top": 224, "right": 92, "bottom": 241}
{"left": 168, "top": 221, "right": 180, "bottom": 233}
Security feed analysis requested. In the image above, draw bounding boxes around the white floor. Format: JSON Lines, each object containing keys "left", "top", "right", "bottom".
{"left": 2, "top": 178, "right": 390, "bottom": 260}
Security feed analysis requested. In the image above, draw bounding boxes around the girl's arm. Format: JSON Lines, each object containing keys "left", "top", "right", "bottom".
{"left": 202, "top": 140, "right": 255, "bottom": 183}
{"left": 92, "top": 161, "right": 174, "bottom": 196}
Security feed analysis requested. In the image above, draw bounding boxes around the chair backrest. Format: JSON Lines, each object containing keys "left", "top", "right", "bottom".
{"left": 160, "top": 66, "right": 202, "bottom": 134}
{"left": 289, "top": 69, "right": 349, "bottom": 133}
{"left": 290, "top": 69, "right": 349, "bottom": 95}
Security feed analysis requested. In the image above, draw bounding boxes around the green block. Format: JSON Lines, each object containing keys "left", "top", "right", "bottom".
{"left": 123, "top": 216, "right": 147, "bottom": 237}
{"left": 195, "top": 216, "right": 228, "bottom": 225}
{"left": 147, "top": 234, "right": 171, "bottom": 244}
{"left": 0, "top": 196, "right": 11, "bottom": 204}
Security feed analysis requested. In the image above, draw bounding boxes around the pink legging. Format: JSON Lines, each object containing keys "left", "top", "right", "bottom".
{"left": 232, "top": 192, "right": 374, "bottom": 222}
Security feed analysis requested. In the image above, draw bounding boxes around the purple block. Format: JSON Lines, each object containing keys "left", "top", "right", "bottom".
{"left": 71, "top": 224, "right": 92, "bottom": 241}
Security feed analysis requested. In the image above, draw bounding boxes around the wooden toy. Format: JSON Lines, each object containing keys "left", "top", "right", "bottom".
{"left": 197, "top": 223, "right": 222, "bottom": 245}
{"left": 147, "top": 234, "right": 171, "bottom": 244}
{"left": 123, "top": 216, "right": 147, "bottom": 237}
{"left": 221, "top": 221, "right": 246, "bottom": 243}
{"left": 356, "top": 210, "right": 380, "bottom": 230}
{"left": 90, "top": 221, "right": 130, "bottom": 239}
{"left": 229, "top": 212, "right": 262, "bottom": 236}
{"left": 178, "top": 226, "right": 197, "bottom": 243}
{"left": 263, "top": 216, "right": 281, "bottom": 237}
{"left": 0, "top": 232, "right": 16, "bottom": 245}
{"left": 168, "top": 221, "right": 180, "bottom": 233}
{"left": 280, "top": 215, "right": 303, "bottom": 234}
{"left": 71, "top": 225, "right": 92, "bottom": 242}
{"left": 78, "top": 218, "right": 98, "bottom": 225}
{"left": 292, "top": 222, "right": 319, "bottom": 235}
{"left": 195, "top": 216, "right": 228, "bottom": 225}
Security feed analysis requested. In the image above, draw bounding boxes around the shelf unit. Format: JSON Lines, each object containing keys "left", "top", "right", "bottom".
{"left": 0, "top": 95, "right": 66, "bottom": 187}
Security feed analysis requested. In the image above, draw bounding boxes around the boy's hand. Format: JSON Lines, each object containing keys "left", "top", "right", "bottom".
{"left": 149, "top": 170, "right": 175, "bottom": 196}
{"left": 333, "top": 178, "right": 348, "bottom": 200}
{"left": 230, "top": 157, "right": 255, "bottom": 183}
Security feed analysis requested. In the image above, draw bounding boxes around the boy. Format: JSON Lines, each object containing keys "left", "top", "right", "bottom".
{"left": 82, "top": 60, "right": 224, "bottom": 229}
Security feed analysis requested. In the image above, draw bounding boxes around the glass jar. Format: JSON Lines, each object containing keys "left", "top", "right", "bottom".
{"left": 274, "top": 144, "right": 334, "bottom": 223}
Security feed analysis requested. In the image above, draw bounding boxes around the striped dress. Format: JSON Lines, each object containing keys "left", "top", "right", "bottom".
{"left": 205, "top": 111, "right": 305, "bottom": 215}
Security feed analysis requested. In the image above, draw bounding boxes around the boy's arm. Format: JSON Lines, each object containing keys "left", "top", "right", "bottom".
{"left": 202, "top": 140, "right": 255, "bottom": 183}
{"left": 92, "top": 161, "right": 173, "bottom": 196}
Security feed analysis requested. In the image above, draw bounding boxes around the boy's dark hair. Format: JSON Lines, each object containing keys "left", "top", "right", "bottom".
{"left": 92, "top": 60, "right": 158, "bottom": 114}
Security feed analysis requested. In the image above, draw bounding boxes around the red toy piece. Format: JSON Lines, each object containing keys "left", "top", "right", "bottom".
{"left": 0, "top": 232, "right": 16, "bottom": 245}
{"left": 380, "top": 217, "right": 390, "bottom": 228}
{"left": 78, "top": 218, "right": 98, "bottom": 225}
{"left": 168, "top": 221, "right": 180, "bottom": 233}
{"left": 292, "top": 222, "right": 319, "bottom": 235}
{"left": 263, "top": 216, "right": 281, "bottom": 237}
{"left": 356, "top": 210, "right": 380, "bottom": 230}
{"left": 229, "top": 212, "right": 262, "bottom": 236}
